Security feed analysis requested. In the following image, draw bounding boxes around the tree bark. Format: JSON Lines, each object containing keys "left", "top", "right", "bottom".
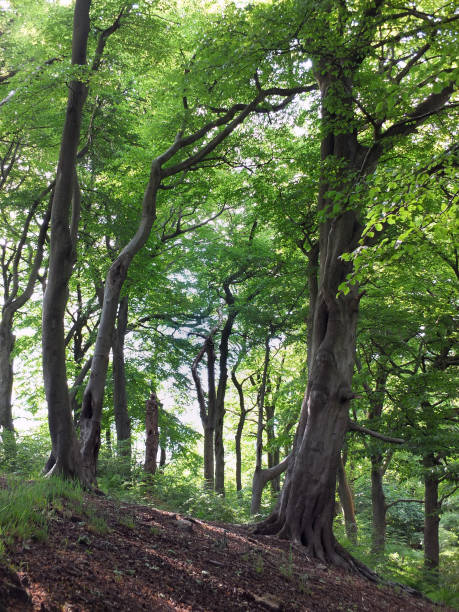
{"left": 214, "top": 300, "right": 237, "bottom": 494}
{"left": 370, "top": 456, "right": 386, "bottom": 556}
{"left": 251, "top": 455, "right": 290, "bottom": 515}
{"left": 0, "top": 319, "right": 14, "bottom": 439}
{"left": 42, "top": 0, "right": 91, "bottom": 479}
{"left": 423, "top": 454, "right": 440, "bottom": 573}
{"left": 192, "top": 328, "right": 217, "bottom": 488}
{"left": 112, "top": 296, "right": 131, "bottom": 460}
{"left": 232, "top": 369, "right": 248, "bottom": 492}
{"left": 251, "top": 334, "right": 271, "bottom": 512}
{"left": 144, "top": 391, "right": 159, "bottom": 475}
{"left": 337, "top": 454, "right": 358, "bottom": 544}
{"left": 79, "top": 161, "right": 161, "bottom": 484}
{"left": 255, "top": 70, "right": 375, "bottom": 576}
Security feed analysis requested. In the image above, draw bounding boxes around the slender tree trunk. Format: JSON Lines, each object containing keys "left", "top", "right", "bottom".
{"left": 337, "top": 455, "right": 358, "bottom": 544}
{"left": 112, "top": 296, "right": 131, "bottom": 460}
{"left": 79, "top": 162, "right": 161, "bottom": 484}
{"left": 251, "top": 455, "right": 290, "bottom": 515}
{"left": 144, "top": 391, "right": 159, "bottom": 475}
{"left": 42, "top": 0, "right": 91, "bottom": 479}
{"left": 370, "top": 457, "right": 386, "bottom": 555}
{"left": 251, "top": 335, "right": 271, "bottom": 514}
{"left": 159, "top": 446, "right": 166, "bottom": 467}
{"left": 423, "top": 454, "right": 440, "bottom": 574}
{"left": 214, "top": 310, "right": 237, "bottom": 495}
{"left": 232, "top": 368, "right": 249, "bottom": 492}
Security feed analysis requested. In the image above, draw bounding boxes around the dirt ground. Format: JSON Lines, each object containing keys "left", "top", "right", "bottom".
{"left": 0, "top": 491, "right": 453, "bottom": 611}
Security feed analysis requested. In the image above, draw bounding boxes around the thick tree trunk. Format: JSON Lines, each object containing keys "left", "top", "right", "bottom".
{"left": 255, "top": 73, "right": 374, "bottom": 577}
{"left": 370, "top": 457, "right": 386, "bottom": 555}
{"left": 42, "top": 0, "right": 91, "bottom": 479}
{"left": 144, "top": 392, "right": 159, "bottom": 475}
{"left": 423, "top": 454, "right": 440, "bottom": 573}
{"left": 112, "top": 296, "right": 131, "bottom": 460}
{"left": 337, "top": 455, "right": 358, "bottom": 544}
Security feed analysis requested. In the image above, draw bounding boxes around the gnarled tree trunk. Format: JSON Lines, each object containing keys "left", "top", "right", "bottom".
{"left": 255, "top": 70, "right": 373, "bottom": 576}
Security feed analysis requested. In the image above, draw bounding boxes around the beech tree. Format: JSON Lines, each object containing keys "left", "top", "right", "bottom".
{"left": 254, "top": 0, "right": 457, "bottom": 574}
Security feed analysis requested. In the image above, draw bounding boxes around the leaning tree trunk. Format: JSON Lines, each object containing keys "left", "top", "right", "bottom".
{"left": 79, "top": 162, "right": 161, "bottom": 484}
{"left": 112, "top": 296, "right": 131, "bottom": 461}
{"left": 42, "top": 0, "right": 91, "bottom": 479}
{"left": 255, "top": 72, "right": 374, "bottom": 576}
{"left": 423, "top": 454, "right": 440, "bottom": 575}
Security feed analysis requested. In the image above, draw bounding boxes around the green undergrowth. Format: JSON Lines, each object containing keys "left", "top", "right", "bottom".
{"left": 0, "top": 476, "right": 83, "bottom": 556}
{"left": 0, "top": 475, "right": 113, "bottom": 557}
{"left": 96, "top": 450, "right": 271, "bottom": 524}
{"left": 335, "top": 522, "right": 459, "bottom": 609}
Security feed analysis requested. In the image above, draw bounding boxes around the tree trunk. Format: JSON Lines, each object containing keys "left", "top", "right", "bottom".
{"left": 214, "top": 310, "right": 237, "bottom": 495}
{"left": 255, "top": 72, "right": 374, "bottom": 577}
{"left": 79, "top": 161, "right": 161, "bottom": 484}
{"left": 192, "top": 329, "right": 217, "bottom": 489}
{"left": 144, "top": 391, "right": 159, "bottom": 475}
{"left": 370, "top": 456, "right": 386, "bottom": 555}
{"left": 251, "top": 455, "right": 290, "bottom": 515}
{"left": 42, "top": 0, "right": 91, "bottom": 479}
{"left": 112, "top": 296, "right": 131, "bottom": 460}
{"left": 159, "top": 445, "right": 166, "bottom": 467}
{"left": 251, "top": 334, "right": 271, "bottom": 512}
{"left": 337, "top": 455, "right": 358, "bottom": 544}
{"left": 423, "top": 454, "right": 440, "bottom": 574}
{"left": 0, "top": 319, "right": 15, "bottom": 451}
{"left": 232, "top": 369, "right": 247, "bottom": 492}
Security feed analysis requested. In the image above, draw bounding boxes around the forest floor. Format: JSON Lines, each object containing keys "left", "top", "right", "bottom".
{"left": 0, "top": 488, "right": 454, "bottom": 612}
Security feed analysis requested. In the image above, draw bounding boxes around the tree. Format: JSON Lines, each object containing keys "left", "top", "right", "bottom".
{"left": 255, "top": 0, "right": 457, "bottom": 574}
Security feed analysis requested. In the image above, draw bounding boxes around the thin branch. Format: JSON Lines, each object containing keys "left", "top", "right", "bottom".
{"left": 349, "top": 420, "right": 404, "bottom": 444}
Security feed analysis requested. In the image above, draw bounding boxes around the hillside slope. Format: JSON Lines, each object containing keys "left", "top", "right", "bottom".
{"left": 0, "top": 491, "right": 452, "bottom": 611}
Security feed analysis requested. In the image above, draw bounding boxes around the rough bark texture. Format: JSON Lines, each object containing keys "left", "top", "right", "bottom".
{"left": 337, "top": 455, "right": 358, "bottom": 545}
{"left": 112, "top": 296, "right": 131, "bottom": 459}
{"left": 144, "top": 392, "right": 159, "bottom": 475}
{"left": 255, "top": 68, "right": 374, "bottom": 576}
{"left": 42, "top": 0, "right": 91, "bottom": 479}
{"left": 423, "top": 454, "right": 440, "bottom": 572}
